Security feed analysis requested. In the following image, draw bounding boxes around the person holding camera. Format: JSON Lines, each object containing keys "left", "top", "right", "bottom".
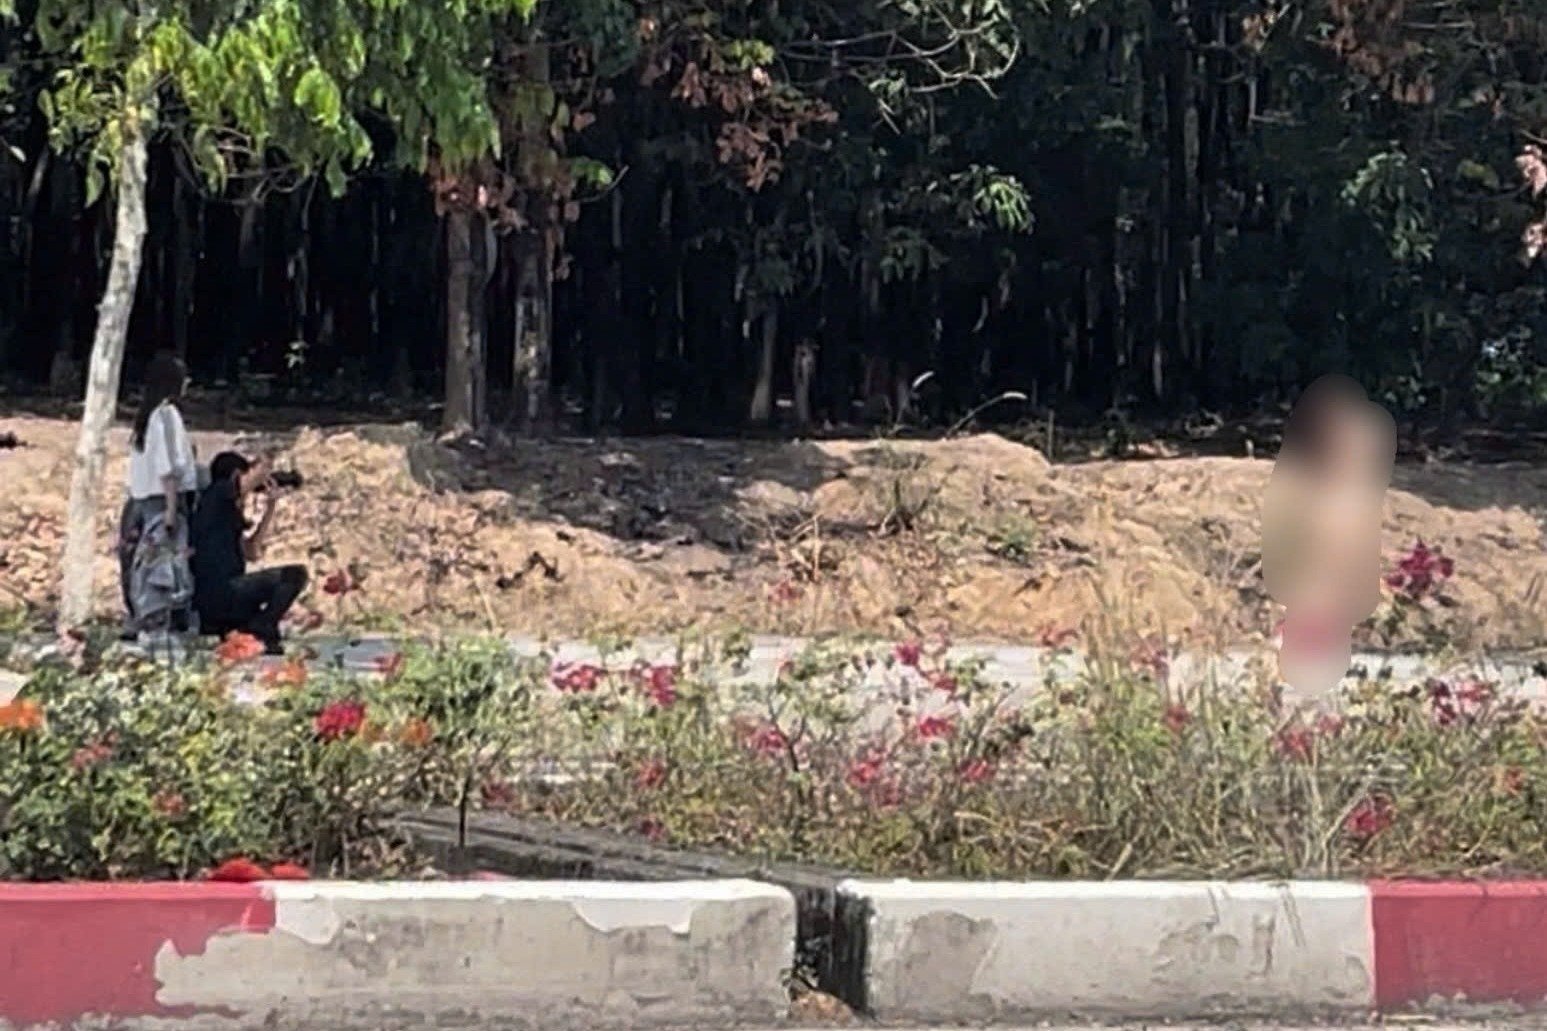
{"left": 191, "top": 451, "right": 309, "bottom": 655}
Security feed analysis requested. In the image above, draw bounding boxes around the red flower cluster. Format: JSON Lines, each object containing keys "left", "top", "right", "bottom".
{"left": 915, "top": 714, "right": 955, "bottom": 741}
{"left": 747, "top": 723, "right": 790, "bottom": 757}
{"left": 314, "top": 699, "right": 367, "bottom": 742}
{"left": 894, "top": 640, "right": 923, "bottom": 668}
{"left": 1427, "top": 677, "right": 1495, "bottom": 727}
{"left": 215, "top": 631, "right": 265, "bottom": 666}
{"left": 1344, "top": 795, "right": 1395, "bottom": 840}
{"left": 207, "top": 857, "right": 311, "bottom": 882}
{"left": 552, "top": 662, "right": 604, "bottom": 693}
{"left": 635, "top": 664, "right": 678, "bottom": 707}
{"left": 1385, "top": 539, "right": 1454, "bottom": 602}
{"left": 1274, "top": 713, "right": 1344, "bottom": 763}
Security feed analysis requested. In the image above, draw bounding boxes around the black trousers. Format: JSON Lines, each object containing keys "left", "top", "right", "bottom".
{"left": 197, "top": 566, "right": 309, "bottom": 649}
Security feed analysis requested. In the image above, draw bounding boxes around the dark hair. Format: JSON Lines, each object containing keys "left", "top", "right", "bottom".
{"left": 131, "top": 352, "right": 188, "bottom": 451}
{"left": 209, "top": 451, "right": 251, "bottom": 484}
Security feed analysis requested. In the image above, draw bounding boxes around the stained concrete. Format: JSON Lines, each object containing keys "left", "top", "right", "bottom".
{"left": 840, "top": 880, "right": 1375, "bottom": 1022}
{"left": 151, "top": 880, "right": 795, "bottom": 1031}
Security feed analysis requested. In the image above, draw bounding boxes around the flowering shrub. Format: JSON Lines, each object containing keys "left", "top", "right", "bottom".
{"left": 3, "top": 623, "right": 1546, "bottom": 882}
{"left": 480, "top": 634, "right": 1547, "bottom": 880}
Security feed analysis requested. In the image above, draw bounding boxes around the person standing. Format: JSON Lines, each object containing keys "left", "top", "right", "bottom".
{"left": 119, "top": 352, "right": 198, "bottom": 637}
{"left": 191, "top": 451, "right": 308, "bottom": 655}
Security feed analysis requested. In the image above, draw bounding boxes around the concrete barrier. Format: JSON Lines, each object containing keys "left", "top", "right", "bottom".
{"left": 838, "top": 880, "right": 1376, "bottom": 1021}
{"left": 0, "top": 879, "right": 795, "bottom": 1030}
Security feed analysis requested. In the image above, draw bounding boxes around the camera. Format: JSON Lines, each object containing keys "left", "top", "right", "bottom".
{"left": 255, "top": 469, "right": 305, "bottom": 491}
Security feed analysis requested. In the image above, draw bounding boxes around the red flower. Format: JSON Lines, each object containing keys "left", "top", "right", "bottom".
{"left": 635, "top": 757, "right": 668, "bottom": 790}
{"left": 288, "top": 607, "right": 325, "bottom": 632}
{"left": 314, "top": 699, "right": 367, "bottom": 742}
{"left": 636, "top": 817, "right": 666, "bottom": 842}
{"left": 1458, "top": 678, "right": 1495, "bottom": 707}
{"left": 322, "top": 570, "right": 354, "bottom": 596}
{"left": 153, "top": 790, "right": 187, "bottom": 820}
{"left": 1162, "top": 704, "right": 1191, "bottom": 735}
{"left": 215, "top": 631, "right": 265, "bottom": 666}
{"left": 208, "top": 857, "right": 270, "bottom": 883}
{"left": 893, "top": 640, "right": 922, "bottom": 668}
{"left": 1345, "top": 795, "right": 1395, "bottom": 840}
{"left": 915, "top": 714, "right": 955, "bottom": 741}
{"left": 847, "top": 753, "right": 886, "bottom": 787}
{"left": 770, "top": 579, "right": 802, "bottom": 604}
{"left": 747, "top": 723, "right": 789, "bottom": 757}
{"left": 928, "top": 671, "right": 959, "bottom": 695}
{"left": 1315, "top": 714, "right": 1346, "bottom": 738}
{"left": 70, "top": 737, "right": 115, "bottom": 772}
{"left": 1275, "top": 726, "right": 1315, "bottom": 763}
{"left": 551, "top": 662, "right": 604, "bottom": 693}
{"left": 958, "top": 759, "right": 996, "bottom": 785}
{"left": 1386, "top": 539, "right": 1455, "bottom": 602}
{"left": 636, "top": 664, "right": 678, "bottom": 707}
{"left": 268, "top": 861, "right": 311, "bottom": 881}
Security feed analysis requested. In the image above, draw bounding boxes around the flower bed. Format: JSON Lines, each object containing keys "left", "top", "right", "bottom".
{"left": 3, "top": 610, "right": 1545, "bottom": 882}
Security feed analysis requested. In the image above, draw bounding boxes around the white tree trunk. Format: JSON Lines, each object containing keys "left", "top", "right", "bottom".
{"left": 58, "top": 105, "right": 152, "bottom": 629}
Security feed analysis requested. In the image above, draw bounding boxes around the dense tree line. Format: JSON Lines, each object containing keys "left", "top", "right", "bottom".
{"left": 5, "top": 0, "right": 1547, "bottom": 440}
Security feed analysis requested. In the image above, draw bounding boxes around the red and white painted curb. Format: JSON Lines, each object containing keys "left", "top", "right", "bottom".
{"left": 0, "top": 879, "right": 795, "bottom": 1030}
{"left": 838, "top": 879, "right": 1547, "bottom": 1021}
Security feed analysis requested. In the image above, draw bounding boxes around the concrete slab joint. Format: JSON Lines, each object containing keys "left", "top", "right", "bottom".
{"left": 0, "top": 879, "right": 796, "bottom": 1031}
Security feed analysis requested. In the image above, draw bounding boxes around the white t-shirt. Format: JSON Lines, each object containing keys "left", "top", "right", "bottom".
{"left": 127, "top": 402, "right": 199, "bottom": 499}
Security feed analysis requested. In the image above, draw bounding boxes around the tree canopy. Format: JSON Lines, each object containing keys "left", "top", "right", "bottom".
{"left": 4, "top": 0, "right": 1547, "bottom": 432}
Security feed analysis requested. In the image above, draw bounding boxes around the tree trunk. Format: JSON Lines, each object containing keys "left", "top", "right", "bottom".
{"left": 511, "top": 40, "right": 554, "bottom": 434}
{"left": 442, "top": 208, "right": 482, "bottom": 433}
{"left": 170, "top": 172, "right": 197, "bottom": 361}
{"left": 59, "top": 102, "right": 153, "bottom": 630}
{"left": 748, "top": 305, "right": 778, "bottom": 424}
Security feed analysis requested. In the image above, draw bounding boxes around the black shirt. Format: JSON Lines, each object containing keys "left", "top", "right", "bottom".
{"left": 190, "top": 479, "right": 246, "bottom": 609}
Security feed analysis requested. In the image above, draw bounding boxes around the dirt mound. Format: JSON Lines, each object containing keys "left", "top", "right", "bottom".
{"left": 2, "top": 413, "right": 1545, "bottom": 649}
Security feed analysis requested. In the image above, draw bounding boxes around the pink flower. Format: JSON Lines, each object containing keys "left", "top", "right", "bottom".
{"left": 958, "top": 759, "right": 996, "bottom": 785}
{"left": 1275, "top": 726, "right": 1315, "bottom": 763}
{"left": 552, "top": 662, "right": 604, "bottom": 693}
{"left": 748, "top": 723, "right": 789, "bottom": 757}
{"left": 634, "top": 758, "right": 668, "bottom": 790}
{"left": 847, "top": 753, "right": 886, "bottom": 787}
{"left": 636, "top": 664, "right": 678, "bottom": 707}
{"left": 915, "top": 714, "right": 955, "bottom": 741}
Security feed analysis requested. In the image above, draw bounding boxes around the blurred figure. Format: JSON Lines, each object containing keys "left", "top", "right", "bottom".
{"left": 1262, "top": 375, "right": 1395, "bottom": 701}
{"left": 119, "top": 351, "right": 197, "bottom": 638}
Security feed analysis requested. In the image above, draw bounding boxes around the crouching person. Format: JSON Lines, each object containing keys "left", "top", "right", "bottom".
{"left": 191, "top": 451, "right": 308, "bottom": 655}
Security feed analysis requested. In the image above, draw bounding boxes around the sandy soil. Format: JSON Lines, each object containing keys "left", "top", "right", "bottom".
{"left": 2, "top": 410, "right": 1545, "bottom": 650}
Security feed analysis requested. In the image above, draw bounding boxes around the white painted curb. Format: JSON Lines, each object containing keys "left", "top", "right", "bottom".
{"left": 837, "top": 879, "right": 1375, "bottom": 1021}
{"left": 0, "top": 879, "right": 796, "bottom": 1030}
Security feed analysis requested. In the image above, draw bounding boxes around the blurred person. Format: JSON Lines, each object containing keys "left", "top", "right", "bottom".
{"left": 1263, "top": 375, "right": 1395, "bottom": 701}
{"left": 190, "top": 451, "right": 308, "bottom": 655}
{"left": 119, "top": 351, "right": 197, "bottom": 637}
